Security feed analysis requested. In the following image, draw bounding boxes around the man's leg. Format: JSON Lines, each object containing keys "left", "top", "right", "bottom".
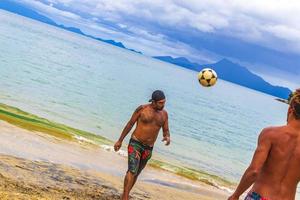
{"left": 123, "top": 141, "right": 141, "bottom": 200}
{"left": 122, "top": 171, "right": 137, "bottom": 200}
{"left": 130, "top": 174, "right": 138, "bottom": 191}
{"left": 122, "top": 157, "right": 145, "bottom": 199}
{"left": 127, "top": 149, "right": 152, "bottom": 192}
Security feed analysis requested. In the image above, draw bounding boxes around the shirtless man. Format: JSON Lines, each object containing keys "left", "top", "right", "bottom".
{"left": 114, "top": 90, "right": 170, "bottom": 200}
{"left": 229, "top": 89, "right": 300, "bottom": 200}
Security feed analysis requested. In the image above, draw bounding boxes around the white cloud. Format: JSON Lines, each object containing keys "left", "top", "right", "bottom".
{"left": 19, "top": 0, "right": 81, "bottom": 20}
{"left": 28, "top": 0, "right": 300, "bottom": 54}
{"left": 19, "top": 0, "right": 300, "bottom": 68}
{"left": 72, "top": 18, "right": 219, "bottom": 63}
{"left": 263, "top": 25, "right": 300, "bottom": 43}
{"left": 87, "top": 23, "right": 118, "bottom": 35}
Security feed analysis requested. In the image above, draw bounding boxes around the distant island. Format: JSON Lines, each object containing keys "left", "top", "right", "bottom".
{"left": 154, "top": 56, "right": 292, "bottom": 99}
{"left": 275, "top": 98, "right": 289, "bottom": 104}
{"left": 0, "top": 0, "right": 292, "bottom": 99}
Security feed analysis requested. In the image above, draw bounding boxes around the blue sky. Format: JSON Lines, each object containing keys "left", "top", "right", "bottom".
{"left": 13, "top": 0, "right": 300, "bottom": 89}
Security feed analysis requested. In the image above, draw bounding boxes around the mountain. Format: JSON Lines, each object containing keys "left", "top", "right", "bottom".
{"left": 154, "top": 56, "right": 292, "bottom": 99}
{"left": 0, "top": 0, "right": 141, "bottom": 54}
{"left": 156, "top": 23, "right": 300, "bottom": 76}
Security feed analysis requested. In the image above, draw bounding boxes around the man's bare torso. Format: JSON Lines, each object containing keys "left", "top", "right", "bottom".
{"left": 132, "top": 104, "right": 167, "bottom": 146}
{"left": 252, "top": 125, "right": 300, "bottom": 200}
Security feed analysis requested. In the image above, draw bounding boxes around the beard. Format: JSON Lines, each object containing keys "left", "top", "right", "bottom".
{"left": 156, "top": 106, "right": 164, "bottom": 111}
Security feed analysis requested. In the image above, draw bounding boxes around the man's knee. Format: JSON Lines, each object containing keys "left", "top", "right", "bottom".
{"left": 136, "top": 162, "right": 148, "bottom": 176}
{"left": 126, "top": 170, "right": 138, "bottom": 178}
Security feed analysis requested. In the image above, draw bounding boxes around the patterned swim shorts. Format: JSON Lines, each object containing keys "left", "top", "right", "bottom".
{"left": 127, "top": 138, "right": 153, "bottom": 176}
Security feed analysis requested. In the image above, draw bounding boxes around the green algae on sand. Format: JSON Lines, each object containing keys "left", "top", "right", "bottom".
{"left": 149, "top": 159, "right": 234, "bottom": 190}
{"left": 0, "top": 103, "right": 111, "bottom": 145}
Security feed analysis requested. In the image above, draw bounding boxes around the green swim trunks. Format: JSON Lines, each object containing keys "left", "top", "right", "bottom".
{"left": 127, "top": 138, "right": 153, "bottom": 175}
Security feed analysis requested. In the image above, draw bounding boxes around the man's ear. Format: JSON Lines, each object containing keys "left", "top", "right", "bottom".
{"left": 288, "top": 106, "right": 295, "bottom": 116}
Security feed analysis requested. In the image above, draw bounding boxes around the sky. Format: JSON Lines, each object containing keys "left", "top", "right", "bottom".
{"left": 13, "top": 0, "right": 300, "bottom": 90}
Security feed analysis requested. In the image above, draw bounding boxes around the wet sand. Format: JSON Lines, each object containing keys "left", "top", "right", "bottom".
{"left": 0, "top": 120, "right": 229, "bottom": 199}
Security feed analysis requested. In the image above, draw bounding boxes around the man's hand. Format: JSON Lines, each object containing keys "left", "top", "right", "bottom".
{"left": 227, "top": 195, "right": 239, "bottom": 200}
{"left": 114, "top": 140, "right": 122, "bottom": 151}
{"left": 162, "top": 136, "right": 170, "bottom": 146}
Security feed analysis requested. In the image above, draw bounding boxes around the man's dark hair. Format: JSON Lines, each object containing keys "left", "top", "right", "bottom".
{"left": 149, "top": 90, "right": 165, "bottom": 102}
{"left": 288, "top": 92, "right": 294, "bottom": 103}
{"left": 290, "top": 89, "right": 300, "bottom": 119}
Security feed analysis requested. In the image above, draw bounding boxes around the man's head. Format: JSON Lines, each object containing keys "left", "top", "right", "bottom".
{"left": 288, "top": 89, "right": 300, "bottom": 121}
{"left": 149, "top": 90, "right": 166, "bottom": 111}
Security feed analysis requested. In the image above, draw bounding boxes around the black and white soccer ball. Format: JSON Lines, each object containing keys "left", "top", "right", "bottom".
{"left": 198, "top": 68, "right": 218, "bottom": 87}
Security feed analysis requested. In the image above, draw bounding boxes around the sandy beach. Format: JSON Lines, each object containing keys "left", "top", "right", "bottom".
{"left": 0, "top": 120, "right": 229, "bottom": 200}
{"left": 0, "top": 5, "right": 296, "bottom": 200}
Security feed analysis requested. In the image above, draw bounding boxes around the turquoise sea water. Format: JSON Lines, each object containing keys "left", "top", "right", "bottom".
{"left": 0, "top": 9, "right": 291, "bottom": 191}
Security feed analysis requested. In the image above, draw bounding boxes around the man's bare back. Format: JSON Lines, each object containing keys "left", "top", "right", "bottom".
{"left": 229, "top": 89, "right": 300, "bottom": 200}
{"left": 252, "top": 125, "right": 300, "bottom": 200}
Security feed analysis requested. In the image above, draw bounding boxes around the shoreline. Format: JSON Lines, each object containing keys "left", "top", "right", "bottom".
{"left": 0, "top": 102, "right": 235, "bottom": 195}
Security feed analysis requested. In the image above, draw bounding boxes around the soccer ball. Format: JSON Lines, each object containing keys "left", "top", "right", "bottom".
{"left": 198, "top": 68, "right": 218, "bottom": 87}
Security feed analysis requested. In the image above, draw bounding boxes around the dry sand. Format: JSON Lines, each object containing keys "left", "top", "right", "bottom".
{"left": 0, "top": 120, "right": 229, "bottom": 199}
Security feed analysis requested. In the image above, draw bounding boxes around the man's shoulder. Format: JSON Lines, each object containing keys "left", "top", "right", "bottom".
{"left": 161, "top": 109, "right": 168, "bottom": 118}
{"left": 162, "top": 109, "right": 168, "bottom": 115}
{"left": 260, "top": 126, "right": 286, "bottom": 138}
{"left": 135, "top": 104, "right": 149, "bottom": 112}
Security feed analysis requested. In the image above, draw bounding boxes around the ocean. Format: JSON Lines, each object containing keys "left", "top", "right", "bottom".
{"left": 0, "top": 9, "right": 293, "bottom": 194}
